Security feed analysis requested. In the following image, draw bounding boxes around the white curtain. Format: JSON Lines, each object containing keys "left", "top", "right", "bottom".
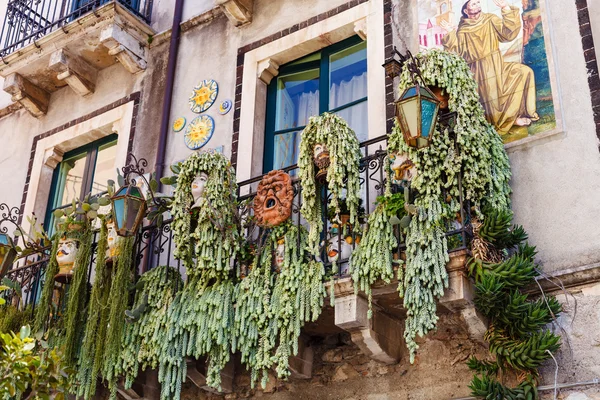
{"left": 330, "top": 71, "right": 368, "bottom": 141}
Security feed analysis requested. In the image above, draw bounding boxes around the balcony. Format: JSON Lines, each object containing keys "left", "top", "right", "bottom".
{"left": 0, "top": 0, "right": 154, "bottom": 116}
{"left": 0, "top": 136, "right": 484, "bottom": 395}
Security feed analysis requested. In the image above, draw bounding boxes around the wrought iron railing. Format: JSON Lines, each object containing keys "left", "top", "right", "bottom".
{"left": 1, "top": 135, "right": 472, "bottom": 314}
{"left": 0, "top": 0, "right": 153, "bottom": 57}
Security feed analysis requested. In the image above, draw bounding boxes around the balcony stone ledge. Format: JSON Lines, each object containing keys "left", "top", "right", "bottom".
{"left": 330, "top": 249, "right": 487, "bottom": 364}
{"left": 0, "top": 2, "right": 154, "bottom": 117}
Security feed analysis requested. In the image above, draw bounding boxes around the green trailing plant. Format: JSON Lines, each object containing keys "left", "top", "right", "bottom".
{"left": 233, "top": 223, "right": 325, "bottom": 388}
{"left": 0, "top": 325, "right": 73, "bottom": 399}
{"left": 76, "top": 219, "right": 110, "bottom": 399}
{"left": 159, "top": 275, "right": 235, "bottom": 399}
{"left": 467, "top": 209, "right": 562, "bottom": 398}
{"left": 120, "top": 265, "right": 182, "bottom": 389}
{"left": 32, "top": 232, "right": 61, "bottom": 334}
{"left": 387, "top": 49, "right": 512, "bottom": 362}
{"left": 0, "top": 304, "right": 33, "bottom": 334}
{"left": 102, "top": 235, "right": 136, "bottom": 398}
{"left": 350, "top": 203, "right": 398, "bottom": 318}
{"left": 298, "top": 112, "right": 361, "bottom": 255}
{"left": 170, "top": 151, "right": 240, "bottom": 279}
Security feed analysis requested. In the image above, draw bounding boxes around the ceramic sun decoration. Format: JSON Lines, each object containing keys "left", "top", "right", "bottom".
{"left": 191, "top": 172, "right": 209, "bottom": 209}
{"left": 253, "top": 170, "right": 294, "bottom": 228}
{"left": 189, "top": 79, "right": 219, "bottom": 113}
{"left": 389, "top": 152, "right": 417, "bottom": 186}
{"left": 55, "top": 237, "right": 79, "bottom": 281}
{"left": 313, "top": 143, "right": 330, "bottom": 182}
{"left": 173, "top": 117, "right": 186, "bottom": 132}
{"left": 185, "top": 115, "right": 215, "bottom": 150}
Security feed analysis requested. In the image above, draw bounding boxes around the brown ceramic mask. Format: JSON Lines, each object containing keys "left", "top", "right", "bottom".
{"left": 389, "top": 152, "right": 417, "bottom": 184}
{"left": 254, "top": 170, "right": 294, "bottom": 227}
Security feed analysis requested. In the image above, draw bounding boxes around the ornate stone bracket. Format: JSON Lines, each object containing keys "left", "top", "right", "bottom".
{"left": 354, "top": 18, "right": 367, "bottom": 40}
{"left": 216, "top": 0, "right": 254, "bottom": 26}
{"left": 100, "top": 25, "right": 147, "bottom": 74}
{"left": 3, "top": 73, "right": 50, "bottom": 117}
{"left": 334, "top": 279, "right": 403, "bottom": 365}
{"left": 49, "top": 49, "right": 98, "bottom": 96}
{"left": 43, "top": 148, "right": 64, "bottom": 169}
{"left": 257, "top": 58, "right": 280, "bottom": 84}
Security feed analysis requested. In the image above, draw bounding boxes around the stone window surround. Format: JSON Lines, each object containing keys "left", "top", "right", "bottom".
{"left": 19, "top": 93, "right": 140, "bottom": 228}
{"left": 231, "top": 0, "right": 387, "bottom": 182}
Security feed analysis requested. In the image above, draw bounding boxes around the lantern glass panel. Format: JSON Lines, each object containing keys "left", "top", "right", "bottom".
{"left": 129, "top": 186, "right": 142, "bottom": 198}
{"left": 420, "top": 99, "right": 438, "bottom": 139}
{"left": 126, "top": 198, "right": 142, "bottom": 232}
{"left": 398, "top": 98, "right": 419, "bottom": 139}
{"left": 0, "top": 234, "right": 8, "bottom": 246}
{"left": 113, "top": 198, "right": 126, "bottom": 231}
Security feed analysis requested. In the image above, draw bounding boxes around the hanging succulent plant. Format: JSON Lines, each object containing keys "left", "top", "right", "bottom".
{"left": 171, "top": 151, "right": 240, "bottom": 280}
{"left": 388, "top": 49, "right": 512, "bottom": 362}
{"left": 233, "top": 222, "right": 325, "bottom": 388}
{"left": 120, "top": 265, "right": 182, "bottom": 389}
{"left": 298, "top": 113, "right": 361, "bottom": 255}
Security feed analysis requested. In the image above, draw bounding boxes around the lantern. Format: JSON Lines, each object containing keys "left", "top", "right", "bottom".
{"left": 382, "top": 57, "right": 402, "bottom": 79}
{"left": 110, "top": 185, "right": 147, "bottom": 237}
{"left": 395, "top": 84, "right": 441, "bottom": 149}
{"left": 0, "top": 233, "right": 17, "bottom": 278}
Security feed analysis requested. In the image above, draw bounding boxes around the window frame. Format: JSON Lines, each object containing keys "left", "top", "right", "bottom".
{"left": 263, "top": 35, "right": 367, "bottom": 172}
{"left": 44, "top": 133, "right": 118, "bottom": 232}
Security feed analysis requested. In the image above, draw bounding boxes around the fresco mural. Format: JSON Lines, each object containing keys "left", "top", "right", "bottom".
{"left": 418, "top": 0, "right": 556, "bottom": 143}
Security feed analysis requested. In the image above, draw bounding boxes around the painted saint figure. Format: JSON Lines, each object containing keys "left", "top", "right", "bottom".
{"left": 441, "top": 0, "right": 539, "bottom": 133}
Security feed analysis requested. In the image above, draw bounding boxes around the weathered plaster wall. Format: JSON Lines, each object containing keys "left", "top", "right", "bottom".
{"left": 589, "top": 0, "right": 600, "bottom": 64}
{"left": 507, "top": 0, "right": 600, "bottom": 274}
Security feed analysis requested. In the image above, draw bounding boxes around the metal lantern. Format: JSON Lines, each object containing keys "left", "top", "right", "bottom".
{"left": 110, "top": 185, "right": 147, "bottom": 237}
{"left": 0, "top": 233, "right": 17, "bottom": 278}
{"left": 395, "top": 83, "right": 441, "bottom": 149}
{"left": 382, "top": 57, "right": 402, "bottom": 79}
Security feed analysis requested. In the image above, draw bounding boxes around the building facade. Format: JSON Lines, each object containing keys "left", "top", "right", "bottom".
{"left": 0, "top": 0, "right": 599, "bottom": 398}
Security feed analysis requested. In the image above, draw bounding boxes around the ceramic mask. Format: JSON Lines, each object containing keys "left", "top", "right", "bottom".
{"left": 56, "top": 238, "right": 79, "bottom": 275}
{"left": 106, "top": 221, "right": 121, "bottom": 258}
{"left": 253, "top": 170, "right": 294, "bottom": 227}
{"left": 313, "top": 143, "right": 330, "bottom": 166}
{"left": 274, "top": 239, "right": 285, "bottom": 272}
{"left": 389, "top": 152, "right": 417, "bottom": 185}
{"left": 191, "top": 172, "right": 209, "bottom": 209}
{"left": 327, "top": 233, "right": 355, "bottom": 275}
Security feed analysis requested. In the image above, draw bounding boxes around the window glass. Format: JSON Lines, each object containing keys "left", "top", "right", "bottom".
{"left": 329, "top": 41, "right": 367, "bottom": 109}
{"left": 273, "top": 130, "right": 301, "bottom": 170}
{"left": 91, "top": 142, "right": 117, "bottom": 196}
{"left": 275, "top": 69, "right": 320, "bottom": 131}
{"left": 56, "top": 153, "right": 87, "bottom": 207}
{"left": 265, "top": 36, "right": 367, "bottom": 172}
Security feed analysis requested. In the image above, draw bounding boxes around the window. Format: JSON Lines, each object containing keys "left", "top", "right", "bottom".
{"left": 264, "top": 36, "right": 367, "bottom": 172}
{"left": 44, "top": 134, "right": 118, "bottom": 233}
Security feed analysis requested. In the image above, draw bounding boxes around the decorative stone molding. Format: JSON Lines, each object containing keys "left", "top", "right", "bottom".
{"left": 257, "top": 59, "right": 280, "bottom": 85}
{"left": 49, "top": 49, "right": 98, "bottom": 96}
{"left": 216, "top": 0, "right": 254, "bottom": 27}
{"left": 2, "top": 73, "right": 50, "bottom": 117}
{"left": 100, "top": 25, "right": 147, "bottom": 74}
{"left": 43, "top": 148, "right": 64, "bottom": 169}
{"left": 354, "top": 17, "right": 367, "bottom": 40}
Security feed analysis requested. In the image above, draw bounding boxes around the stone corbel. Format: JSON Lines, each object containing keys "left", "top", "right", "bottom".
{"left": 257, "top": 59, "right": 279, "bottom": 85}
{"left": 49, "top": 49, "right": 98, "bottom": 96}
{"left": 216, "top": 0, "right": 253, "bottom": 26}
{"left": 3, "top": 73, "right": 50, "bottom": 117}
{"left": 186, "top": 357, "right": 235, "bottom": 393}
{"left": 44, "top": 148, "right": 64, "bottom": 169}
{"left": 289, "top": 334, "right": 314, "bottom": 379}
{"left": 100, "top": 25, "right": 147, "bottom": 74}
{"left": 335, "top": 283, "right": 403, "bottom": 364}
{"left": 354, "top": 18, "right": 367, "bottom": 40}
